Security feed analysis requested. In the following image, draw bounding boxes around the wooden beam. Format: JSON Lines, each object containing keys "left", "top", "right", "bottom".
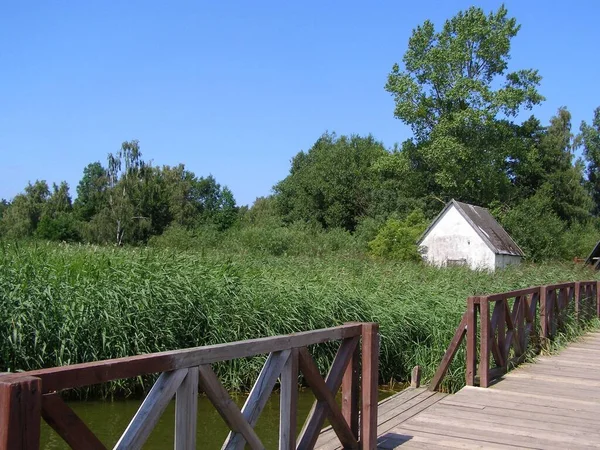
{"left": 27, "top": 324, "right": 363, "bottom": 393}
{"left": 41, "top": 393, "right": 106, "bottom": 450}
{"left": 0, "top": 375, "right": 41, "bottom": 450}
{"left": 361, "top": 323, "right": 379, "bottom": 450}
{"left": 114, "top": 369, "right": 187, "bottom": 450}
{"left": 429, "top": 313, "right": 467, "bottom": 391}
{"left": 342, "top": 341, "right": 359, "bottom": 439}
{"left": 279, "top": 349, "right": 298, "bottom": 450}
{"left": 466, "top": 298, "right": 478, "bottom": 386}
{"left": 298, "top": 347, "right": 358, "bottom": 449}
{"left": 297, "top": 336, "right": 359, "bottom": 449}
{"left": 224, "top": 350, "right": 290, "bottom": 449}
{"left": 479, "top": 299, "right": 490, "bottom": 388}
{"left": 411, "top": 366, "right": 422, "bottom": 389}
{"left": 175, "top": 367, "right": 198, "bottom": 450}
{"left": 196, "top": 365, "right": 263, "bottom": 450}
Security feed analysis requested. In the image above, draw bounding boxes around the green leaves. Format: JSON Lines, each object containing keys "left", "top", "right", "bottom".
{"left": 274, "top": 133, "right": 387, "bottom": 231}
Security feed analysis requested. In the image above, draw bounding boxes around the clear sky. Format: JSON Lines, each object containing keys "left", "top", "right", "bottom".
{"left": 1, "top": 1, "right": 599, "bottom": 206}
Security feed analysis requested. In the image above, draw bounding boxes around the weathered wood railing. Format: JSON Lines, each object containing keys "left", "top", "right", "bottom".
{"left": 0, "top": 323, "right": 379, "bottom": 450}
{"left": 430, "top": 281, "right": 600, "bottom": 391}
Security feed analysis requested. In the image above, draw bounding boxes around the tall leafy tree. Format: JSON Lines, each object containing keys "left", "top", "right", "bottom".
{"left": 0, "top": 181, "right": 50, "bottom": 238}
{"left": 275, "top": 132, "right": 387, "bottom": 231}
{"left": 384, "top": 5, "right": 544, "bottom": 205}
{"left": 579, "top": 107, "right": 600, "bottom": 214}
{"left": 74, "top": 162, "right": 108, "bottom": 221}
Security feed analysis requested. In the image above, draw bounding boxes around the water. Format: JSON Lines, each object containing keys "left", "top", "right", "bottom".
{"left": 41, "top": 389, "right": 395, "bottom": 449}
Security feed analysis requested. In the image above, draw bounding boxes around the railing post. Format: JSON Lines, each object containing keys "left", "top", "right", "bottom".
{"left": 360, "top": 323, "right": 379, "bottom": 450}
{"left": 574, "top": 282, "right": 580, "bottom": 321}
{"left": 596, "top": 281, "right": 600, "bottom": 318}
{"left": 279, "top": 349, "right": 298, "bottom": 450}
{"left": 479, "top": 297, "right": 490, "bottom": 388}
{"left": 540, "top": 286, "right": 548, "bottom": 346}
{"left": 466, "top": 297, "right": 477, "bottom": 386}
{"left": 0, "top": 374, "right": 42, "bottom": 450}
{"left": 342, "top": 340, "right": 359, "bottom": 440}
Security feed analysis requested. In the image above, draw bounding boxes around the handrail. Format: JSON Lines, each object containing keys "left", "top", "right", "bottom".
{"left": 0, "top": 323, "right": 380, "bottom": 450}
{"left": 430, "top": 280, "right": 600, "bottom": 391}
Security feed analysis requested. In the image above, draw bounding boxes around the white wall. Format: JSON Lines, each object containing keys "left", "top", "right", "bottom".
{"left": 420, "top": 205, "right": 496, "bottom": 271}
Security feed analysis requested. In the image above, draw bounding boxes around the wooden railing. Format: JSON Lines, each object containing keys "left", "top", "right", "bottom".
{"left": 0, "top": 323, "right": 380, "bottom": 450}
{"left": 430, "top": 281, "right": 600, "bottom": 391}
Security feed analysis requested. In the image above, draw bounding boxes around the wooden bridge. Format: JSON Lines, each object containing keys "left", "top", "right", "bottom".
{"left": 0, "top": 280, "right": 598, "bottom": 449}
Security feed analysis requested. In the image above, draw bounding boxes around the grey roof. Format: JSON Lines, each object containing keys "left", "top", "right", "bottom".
{"left": 418, "top": 199, "right": 525, "bottom": 257}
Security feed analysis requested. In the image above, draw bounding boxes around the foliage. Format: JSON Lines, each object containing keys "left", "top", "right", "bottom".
{"left": 275, "top": 132, "right": 387, "bottom": 231}
{"left": 500, "top": 191, "right": 566, "bottom": 261}
{"left": 385, "top": 6, "right": 543, "bottom": 206}
{"left": 1, "top": 242, "right": 597, "bottom": 398}
{"left": 578, "top": 107, "right": 600, "bottom": 214}
{"left": 369, "top": 210, "right": 428, "bottom": 261}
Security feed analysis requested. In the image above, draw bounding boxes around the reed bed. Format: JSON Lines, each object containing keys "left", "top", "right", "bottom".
{"left": 0, "top": 241, "right": 597, "bottom": 397}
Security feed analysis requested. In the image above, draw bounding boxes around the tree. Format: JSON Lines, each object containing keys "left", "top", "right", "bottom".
{"left": 274, "top": 133, "right": 387, "bottom": 231}
{"left": 0, "top": 199, "right": 8, "bottom": 223}
{"left": 74, "top": 162, "right": 108, "bottom": 221}
{"left": 0, "top": 181, "right": 50, "bottom": 238}
{"left": 384, "top": 6, "right": 544, "bottom": 205}
{"left": 513, "top": 108, "right": 591, "bottom": 222}
{"left": 579, "top": 106, "right": 600, "bottom": 214}
{"left": 104, "top": 140, "right": 150, "bottom": 245}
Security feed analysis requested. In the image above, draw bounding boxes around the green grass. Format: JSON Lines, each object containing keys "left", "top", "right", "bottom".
{"left": 1, "top": 241, "right": 598, "bottom": 397}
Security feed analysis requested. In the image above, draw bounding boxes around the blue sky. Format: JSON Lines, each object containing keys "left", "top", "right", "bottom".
{"left": 1, "top": 1, "right": 599, "bottom": 206}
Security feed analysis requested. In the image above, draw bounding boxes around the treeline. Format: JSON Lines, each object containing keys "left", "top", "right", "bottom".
{"left": 2, "top": 5, "right": 600, "bottom": 261}
{"left": 0, "top": 140, "right": 237, "bottom": 245}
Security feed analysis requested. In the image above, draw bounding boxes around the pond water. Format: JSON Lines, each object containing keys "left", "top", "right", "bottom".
{"left": 41, "top": 389, "right": 395, "bottom": 449}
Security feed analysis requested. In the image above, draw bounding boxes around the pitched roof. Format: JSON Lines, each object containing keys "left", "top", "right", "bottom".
{"left": 418, "top": 199, "right": 525, "bottom": 257}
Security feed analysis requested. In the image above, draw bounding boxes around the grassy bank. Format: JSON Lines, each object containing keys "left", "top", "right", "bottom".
{"left": 1, "top": 241, "right": 598, "bottom": 397}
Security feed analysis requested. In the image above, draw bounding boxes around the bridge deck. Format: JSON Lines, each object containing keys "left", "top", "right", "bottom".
{"left": 317, "top": 331, "right": 600, "bottom": 449}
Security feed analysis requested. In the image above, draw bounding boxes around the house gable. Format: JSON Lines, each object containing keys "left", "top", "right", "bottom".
{"left": 419, "top": 204, "right": 495, "bottom": 269}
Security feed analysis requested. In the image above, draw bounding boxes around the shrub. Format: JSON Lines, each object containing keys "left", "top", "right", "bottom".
{"left": 368, "top": 210, "right": 427, "bottom": 261}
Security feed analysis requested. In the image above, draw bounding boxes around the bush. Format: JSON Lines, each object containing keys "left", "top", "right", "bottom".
{"left": 501, "top": 193, "right": 566, "bottom": 261}
{"left": 35, "top": 213, "right": 81, "bottom": 242}
{"left": 368, "top": 210, "right": 427, "bottom": 261}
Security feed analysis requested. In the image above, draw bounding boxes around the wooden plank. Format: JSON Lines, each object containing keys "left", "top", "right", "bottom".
{"left": 378, "top": 427, "right": 515, "bottom": 450}
{"left": 41, "top": 393, "right": 106, "bottom": 450}
{"left": 0, "top": 375, "right": 41, "bottom": 450}
{"left": 437, "top": 398, "right": 600, "bottom": 431}
{"left": 479, "top": 299, "right": 490, "bottom": 388}
{"left": 297, "top": 337, "right": 359, "bottom": 449}
{"left": 428, "top": 313, "right": 467, "bottom": 391}
{"left": 361, "top": 322, "right": 379, "bottom": 450}
{"left": 27, "top": 323, "right": 363, "bottom": 393}
{"left": 428, "top": 402, "right": 600, "bottom": 437}
{"left": 540, "top": 285, "right": 548, "bottom": 341}
{"left": 175, "top": 367, "right": 198, "bottom": 450}
{"left": 225, "top": 350, "right": 290, "bottom": 449}
{"left": 485, "top": 286, "right": 539, "bottom": 302}
{"left": 297, "top": 345, "right": 358, "bottom": 450}
{"left": 114, "top": 368, "right": 187, "bottom": 450}
{"left": 407, "top": 407, "right": 600, "bottom": 447}
{"left": 196, "top": 365, "right": 263, "bottom": 450}
{"left": 341, "top": 342, "right": 359, "bottom": 439}
{"left": 465, "top": 298, "right": 477, "bottom": 386}
{"left": 279, "top": 349, "right": 298, "bottom": 450}
{"left": 377, "top": 390, "right": 438, "bottom": 428}
{"left": 377, "top": 392, "right": 447, "bottom": 435}
{"left": 448, "top": 387, "right": 600, "bottom": 416}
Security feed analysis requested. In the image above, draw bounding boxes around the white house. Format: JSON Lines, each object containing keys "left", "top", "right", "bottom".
{"left": 417, "top": 200, "right": 524, "bottom": 271}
